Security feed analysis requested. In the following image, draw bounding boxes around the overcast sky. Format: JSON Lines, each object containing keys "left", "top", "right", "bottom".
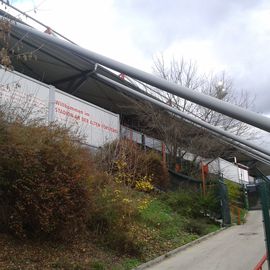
{"left": 6, "top": 0, "right": 270, "bottom": 146}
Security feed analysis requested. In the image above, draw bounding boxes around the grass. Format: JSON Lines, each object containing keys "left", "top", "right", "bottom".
{"left": 112, "top": 259, "right": 141, "bottom": 270}
{"left": 91, "top": 261, "right": 107, "bottom": 270}
{"left": 139, "top": 198, "right": 186, "bottom": 241}
{"left": 139, "top": 199, "right": 175, "bottom": 226}
{"left": 131, "top": 195, "right": 220, "bottom": 263}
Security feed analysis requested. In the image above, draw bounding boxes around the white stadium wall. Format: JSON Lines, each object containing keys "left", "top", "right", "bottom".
{"left": 219, "top": 158, "right": 240, "bottom": 183}
{"left": 54, "top": 90, "right": 119, "bottom": 147}
{"left": 208, "top": 157, "right": 250, "bottom": 184}
{"left": 0, "top": 67, "right": 49, "bottom": 119}
{"left": 0, "top": 67, "right": 120, "bottom": 148}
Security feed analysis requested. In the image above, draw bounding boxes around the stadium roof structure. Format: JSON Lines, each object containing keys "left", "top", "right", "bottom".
{"left": 0, "top": 10, "right": 147, "bottom": 118}
{"left": 0, "top": 7, "right": 269, "bottom": 175}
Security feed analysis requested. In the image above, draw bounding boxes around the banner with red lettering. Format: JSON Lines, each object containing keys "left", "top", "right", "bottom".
{"left": 55, "top": 91, "right": 119, "bottom": 147}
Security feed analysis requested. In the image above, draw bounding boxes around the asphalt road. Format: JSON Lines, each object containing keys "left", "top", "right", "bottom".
{"left": 146, "top": 210, "right": 267, "bottom": 270}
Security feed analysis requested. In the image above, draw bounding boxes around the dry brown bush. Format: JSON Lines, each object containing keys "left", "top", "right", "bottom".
{"left": 0, "top": 117, "right": 93, "bottom": 240}
{"left": 95, "top": 139, "right": 169, "bottom": 190}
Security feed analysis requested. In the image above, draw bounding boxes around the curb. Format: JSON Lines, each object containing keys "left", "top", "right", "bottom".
{"left": 133, "top": 227, "right": 228, "bottom": 270}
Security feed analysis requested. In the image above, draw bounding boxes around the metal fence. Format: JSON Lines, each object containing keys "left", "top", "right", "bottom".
{"left": 120, "top": 125, "right": 163, "bottom": 152}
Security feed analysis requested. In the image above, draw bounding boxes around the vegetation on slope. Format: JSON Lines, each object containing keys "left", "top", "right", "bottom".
{"left": 0, "top": 111, "right": 220, "bottom": 269}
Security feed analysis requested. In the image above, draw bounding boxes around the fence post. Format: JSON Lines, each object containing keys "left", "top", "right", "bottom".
{"left": 259, "top": 182, "right": 270, "bottom": 269}
{"left": 219, "top": 179, "right": 231, "bottom": 226}
{"left": 237, "top": 207, "right": 241, "bottom": 225}
{"left": 141, "top": 134, "right": 146, "bottom": 150}
{"left": 244, "top": 185, "right": 249, "bottom": 210}
{"left": 162, "top": 143, "right": 166, "bottom": 164}
{"left": 201, "top": 161, "right": 206, "bottom": 197}
{"left": 129, "top": 129, "right": 133, "bottom": 142}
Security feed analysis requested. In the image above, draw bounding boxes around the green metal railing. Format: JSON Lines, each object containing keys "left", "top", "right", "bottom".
{"left": 254, "top": 167, "right": 270, "bottom": 269}
{"left": 259, "top": 182, "right": 270, "bottom": 269}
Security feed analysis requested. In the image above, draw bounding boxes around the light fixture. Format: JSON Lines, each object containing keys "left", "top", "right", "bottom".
{"left": 216, "top": 81, "right": 228, "bottom": 99}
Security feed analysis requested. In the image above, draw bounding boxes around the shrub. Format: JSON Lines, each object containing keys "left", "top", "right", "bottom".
{"left": 140, "top": 150, "right": 169, "bottom": 190}
{"left": 0, "top": 115, "right": 152, "bottom": 256}
{"left": 0, "top": 119, "right": 92, "bottom": 239}
{"left": 87, "top": 176, "right": 147, "bottom": 256}
{"left": 200, "top": 184, "right": 221, "bottom": 217}
{"left": 183, "top": 218, "right": 209, "bottom": 236}
{"left": 88, "top": 182, "right": 138, "bottom": 232}
{"left": 95, "top": 139, "right": 169, "bottom": 190}
{"left": 225, "top": 180, "right": 244, "bottom": 207}
{"left": 161, "top": 188, "right": 220, "bottom": 219}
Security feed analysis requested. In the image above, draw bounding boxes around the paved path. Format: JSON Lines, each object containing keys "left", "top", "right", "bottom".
{"left": 146, "top": 210, "right": 267, "bottom": 270}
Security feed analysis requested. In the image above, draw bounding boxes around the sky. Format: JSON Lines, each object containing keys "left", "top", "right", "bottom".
{"left": 5, "top": 0, "right": 270, "bottom": 146}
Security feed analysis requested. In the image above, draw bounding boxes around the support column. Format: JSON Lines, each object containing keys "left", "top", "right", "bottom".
{"left": 48, "top": 85, "right": 56, "bottom": 123}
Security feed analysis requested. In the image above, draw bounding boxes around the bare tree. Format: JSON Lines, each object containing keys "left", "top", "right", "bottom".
{"left": 152, "top": 54, "right": 257, "bottom": 139}
{"left": 122, "top": 54, "right": 257, "bottom": 173}
{"left": 0, "top": 8, "right": 41, "bottom": 71}
{"left": 129, "top": 97, "right": 231, "bottom": 174}
{"left": 152, "top": 54, "right": 203, "bottom": 114}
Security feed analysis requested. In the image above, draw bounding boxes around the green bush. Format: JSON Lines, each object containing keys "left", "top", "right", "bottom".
{"left": 199, "top": 187, "right": 221, "bottom": 218}
{"left": 161, "top": 189, "right": 220, "bottom": 219}
{"left": 0, "top": 119, "right": 92, "bottom": 239}
{"left": 225, "top": 180, "right": 244, "bottom": 207}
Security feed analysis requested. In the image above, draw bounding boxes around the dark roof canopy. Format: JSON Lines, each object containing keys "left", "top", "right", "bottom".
{"left": 0, "top": 9, "right": 148, "bottom": 117}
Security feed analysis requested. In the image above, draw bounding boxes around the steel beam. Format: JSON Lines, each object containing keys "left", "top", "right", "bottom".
{"left": 222, "top": 141, "right": 270, "bottom": 166}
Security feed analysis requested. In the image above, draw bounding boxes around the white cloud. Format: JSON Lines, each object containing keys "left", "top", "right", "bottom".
{"left": 9, "top": 0, "right": 153, "bottom": 72}
{"left": 162, "top": 39, "right": 228, "bottom": 74}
